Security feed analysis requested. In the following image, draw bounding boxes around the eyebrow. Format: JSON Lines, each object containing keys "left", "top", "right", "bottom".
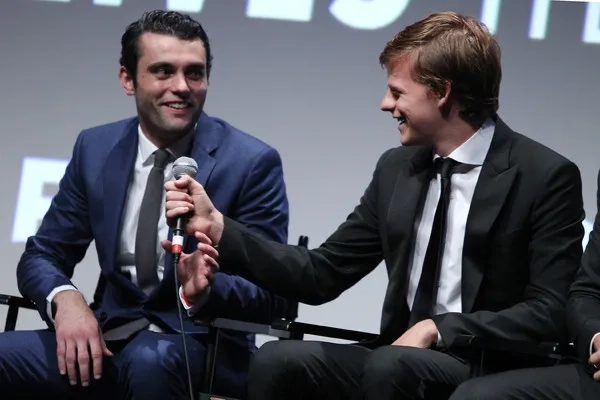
{"left": 147, "top": 62, "right": 206, "bottom": 71}
{"left": 388, "top": 85, "right": 405, "bottom": 94}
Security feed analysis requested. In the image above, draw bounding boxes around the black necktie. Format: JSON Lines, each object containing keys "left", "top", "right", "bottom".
{"left": 409, "top": 157, "right": 458, "bottom": 326}
{"left": 135, "top": 148, "right": 171, "bottom": 294}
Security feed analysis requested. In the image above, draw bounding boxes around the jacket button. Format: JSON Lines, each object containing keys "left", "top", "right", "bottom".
{"left": 98, "top": 312, "right": 107, "bottom": 322}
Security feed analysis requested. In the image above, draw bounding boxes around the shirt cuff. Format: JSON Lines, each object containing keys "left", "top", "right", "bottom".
{"left": 46, "top": 285, "right": 79, "bottom": 324}
{"left": 590, "top": 332, "right": 600, "bottom": 357}
{"left": 179, "top": 286, "right": 211, "bottom": 316}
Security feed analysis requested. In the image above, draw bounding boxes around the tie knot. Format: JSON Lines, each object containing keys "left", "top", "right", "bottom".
{"left": 153, "top": 149, "right": 171, "bottom": 169}
{"left": 435, "top": 157, "right": 458, "bottom": 179}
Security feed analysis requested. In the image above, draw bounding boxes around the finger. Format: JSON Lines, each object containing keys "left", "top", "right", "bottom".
{"left": 165, "top": 200, "right": 194, "bottom": 210}
{"left": 65, "top": 340, "right": 78, "bottom": 385}
{"left": 100, "top": 335, "right": 114, "bottom": 357}
{"left": 164, "top": 180, "right": 190, "bottom": 192}
{"left": 590, "top": 352, "right": 600, "bottom": 365}
{"left": 56, "top": 337, "right": 67, "bottom": 376}
{"left": 166, "top": 206, "right": 193, "bottom": 219}
{"left": 197, "top": 242, "right": 219, "bottom": 259}
{"left": 77, "top": 339, "right": 91, "bottom": 386}
{"left": 204, "top": 254, "right": 220, "bottom": 271}
{"left": 594, "top": 369, "right": 600, "bottom": 381}
{"left": 174, "top": 175, "right": 193, "bottom": 189}
{"left": 161, "top": 240, "right": 173, "bottom": 252}
{"left": 165, "top": 191, "right": 193, "bottom": 203}
{"left": 88, "top": 337, "right": 104, "bottom": 381}
{"left": 194, "top": 231, "right": 213, "bottom": 245}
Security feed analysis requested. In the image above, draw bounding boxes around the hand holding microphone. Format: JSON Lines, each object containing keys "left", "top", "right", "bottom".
{"left": 168, "top": 157, "right": 199, "bottom": 261}
{"left": 162, "top": 156, "right": 222, "bottom": 302}
{"left": 164, "top": 158, "right": 225, "bottom": 245}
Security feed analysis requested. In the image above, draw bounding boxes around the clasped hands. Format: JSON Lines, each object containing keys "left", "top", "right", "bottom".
{"left": 162, "top": 175, "right": 224, "bottom": 304}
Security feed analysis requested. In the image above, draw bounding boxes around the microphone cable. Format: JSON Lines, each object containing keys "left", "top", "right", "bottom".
{"left": 174, "top": 251, "right": 195, "bottom": 400}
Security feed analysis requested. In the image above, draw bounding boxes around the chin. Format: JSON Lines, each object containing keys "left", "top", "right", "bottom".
{"left": 399, "top": 129, "right": 413, "bottom": 146}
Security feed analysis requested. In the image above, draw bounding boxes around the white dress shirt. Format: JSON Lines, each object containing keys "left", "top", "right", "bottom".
{"left": 407, "top": 120, "right": 495, "bottom": 333}
{"left": 45, "top": 125, "right": 202, "bottom": 325}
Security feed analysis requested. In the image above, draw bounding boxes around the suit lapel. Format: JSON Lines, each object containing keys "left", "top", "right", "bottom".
{"left": 190, "top": 112, "right": 218, "bottom": 187}
{"left": 461, "top": 118, "right": 518, "bottom": 312}
{"left": 103, "top": 120, "right": 138, "bottom": 276}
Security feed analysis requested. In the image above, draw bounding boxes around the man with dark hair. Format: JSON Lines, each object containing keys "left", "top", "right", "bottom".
{"left": 164, "top": 11, "right": 584, "bottom": 399}
{"left": 0, "top": 10, "right": 291, "bottom": 399}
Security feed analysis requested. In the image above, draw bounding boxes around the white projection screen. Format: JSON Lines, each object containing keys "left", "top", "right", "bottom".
{"left": 1, "top": 0, "right": 599, "bottom": 345}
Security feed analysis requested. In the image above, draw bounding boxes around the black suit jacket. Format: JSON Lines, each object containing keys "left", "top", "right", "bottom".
{"left": 568, "top": 169, "right": 600, "bottom": 362}
{"left": 219, "top": 117, "right": 584, "bottom": 348}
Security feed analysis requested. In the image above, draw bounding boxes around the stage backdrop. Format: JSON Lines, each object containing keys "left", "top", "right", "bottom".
{"left": 1, "top": 0, "right": 598, "bottom": 345}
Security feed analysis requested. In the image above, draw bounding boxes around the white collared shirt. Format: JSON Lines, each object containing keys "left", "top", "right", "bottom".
{"left": 407, "top": 119, "right": 495, "bottom": 316}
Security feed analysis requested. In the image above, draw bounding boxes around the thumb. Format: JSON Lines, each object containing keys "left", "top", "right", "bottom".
{"left": 176, "top": 175, "right": 204, "bottom": 196}
{"left": 174, "top": 175, "right": 193, "bottom": 189}
{"left": 161, "top": 240, "right": 173, "bottom": 253}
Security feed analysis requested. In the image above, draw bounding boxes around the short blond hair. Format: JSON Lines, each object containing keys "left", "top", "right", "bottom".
{"left": 380, "top": 11, "right": 501, "bottom": 124}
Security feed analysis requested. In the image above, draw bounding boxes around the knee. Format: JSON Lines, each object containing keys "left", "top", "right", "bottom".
{"left": 248, "top": 340, "right": 323, "bottom": 394}
{"left": 119, "top": 340, "right": 184, "bottom": 380}
{"left": 249, "top": 340, "right": 314, "bottom": 379}
{"left": 450, "top": 378, "right": 497, "bottom": 400}
{"left": 362, "top": 345, "right": 415, "bottom": 389}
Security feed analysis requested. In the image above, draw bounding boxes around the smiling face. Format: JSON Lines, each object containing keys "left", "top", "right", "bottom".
{"left": 119, "top": 32, "right": 208, "bottom": 146}
{"left": 379, "top": 56, "right": 449, "bottom": 147}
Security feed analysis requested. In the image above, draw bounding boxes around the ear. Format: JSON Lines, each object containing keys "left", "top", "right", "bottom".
{"left": 119, "top": 66, "right": 135, "bottom": 96}
{"left": 436, "top": 81, "right": 452, "bottom": 108}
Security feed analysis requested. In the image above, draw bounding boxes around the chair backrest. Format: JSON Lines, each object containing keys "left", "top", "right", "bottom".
{"left": 282, "top": 235, "right": 308, "bottom": 321}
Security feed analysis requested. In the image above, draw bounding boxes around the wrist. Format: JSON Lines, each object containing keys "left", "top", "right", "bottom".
{"left": 180, "top": 287, "right": 193, "bottom": 307}
{"left": 209, "top": 210, "right": 224, "bottom": 245}
{"left": 52, "top": 290, "right": 85, "bottom": 314}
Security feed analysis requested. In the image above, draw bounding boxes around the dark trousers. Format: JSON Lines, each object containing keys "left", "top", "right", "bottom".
{"left": 450, "top": 363, "right": 600, "bottom": 400}
{"left": 0, "top": 328, "right": 248, "bottom": 399}
{"left": 247, "top": 340, "right": 470, "bottom": 399}
{"left": 247, "top": 340, "right": 600, "bottom": 400}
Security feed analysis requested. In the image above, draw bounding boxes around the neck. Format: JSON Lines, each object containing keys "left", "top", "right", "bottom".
{"left": 140, "top": 124, "right": 192, "bottom": 150}
{"left": 433, "top": 118, "right": 482, "bottom": 157}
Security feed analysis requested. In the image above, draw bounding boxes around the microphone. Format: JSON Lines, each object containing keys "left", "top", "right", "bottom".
{"left": 170, "top": 156, "right": 198, "bottom": 262}
{"left": 170, "top": 156, "right": 199, "bottom": 400}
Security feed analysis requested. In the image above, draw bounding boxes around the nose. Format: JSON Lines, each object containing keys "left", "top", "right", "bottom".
{"left": 380, "top": 91, "right": 394, "bottom": 112}
{"left": 171, "top": 72, "right": 190, "bottom": 95}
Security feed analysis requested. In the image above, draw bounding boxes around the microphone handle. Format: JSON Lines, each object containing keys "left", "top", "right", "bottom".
{"left": 172, "top": 216, "right": 187, "bottom": 259}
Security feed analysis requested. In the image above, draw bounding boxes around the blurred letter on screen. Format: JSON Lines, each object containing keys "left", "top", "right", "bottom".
{"left": 329, "top": 0, "right": 410, "bottom": 30}
{"left": 583, "top": 3, "right": 600, "bottom": 44}
{"left": 480, "top": 0, "right": 502, "bottom": 34}
{"left": 92, "top": 0, "right": 122, "bottom": 5}
{"left": 246, "top": 0, "right": 314, "bottom": 22}
{"left": 166, "top": 0, "right": 206, "bottom": 13}
{"left": 12, "top": 157, "right": 68, "bottom": 243}
{"left": 529, "top": 0, "right": 551, "bottom": 40}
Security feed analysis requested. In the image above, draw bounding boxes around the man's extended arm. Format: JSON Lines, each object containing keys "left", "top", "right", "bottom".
{"left": 168, "top": 150, "right": 393, "bottom": 307}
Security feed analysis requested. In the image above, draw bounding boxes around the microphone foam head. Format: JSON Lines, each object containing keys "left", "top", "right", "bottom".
{"left": 172, "top": 156, "right": 198, "bottom": 179}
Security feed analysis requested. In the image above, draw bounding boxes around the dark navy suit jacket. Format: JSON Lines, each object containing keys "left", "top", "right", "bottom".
{"left": 17, "top": 112, "right": 292, "bottom": 353}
